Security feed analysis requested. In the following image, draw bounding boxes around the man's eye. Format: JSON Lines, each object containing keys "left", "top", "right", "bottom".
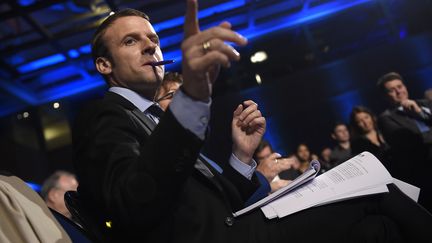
{"left": 152, "top": 38, "right": 160, "bottom": 45}
{"left": 125, "top": 38, "right": 136, "bottom": 45}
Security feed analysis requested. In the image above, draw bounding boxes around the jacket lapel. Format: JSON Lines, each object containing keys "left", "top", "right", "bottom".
{"left": 197, "top": 155, "right": 244, "bottom": 210}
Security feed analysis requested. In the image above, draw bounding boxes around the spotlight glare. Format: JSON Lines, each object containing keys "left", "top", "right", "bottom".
{"left": 23, "top": 112, "right": 29, "bottom": 118}
{"left": 255, "top": 74, "right": 262, "bottom": 84}
{"left": 53, "top": 102, "right": 60, "bottom": 109}
{"left": 250, "top": 51, "right": 267, "bottom": 63}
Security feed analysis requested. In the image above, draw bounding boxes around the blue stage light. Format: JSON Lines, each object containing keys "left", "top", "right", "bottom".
{"left": 68, "top": 49, "right": 80, "bottom": 58}
{"left": 39, "top": 76, "right": 106, "bottom": 103}
{"left": 79, "top": 44, "right": 91, "bottom": 54}
{"left": 240, "top": 0, "right": 372, "bottom": 40}
{"left": 18, "top": 0, "right": 35, "bottom": 7}
{"left": 17, "top": 54, "right": 66, "bottom": 73}
{"left": 153, "top": 0, "right": 246, "bottom": 32}
{"left": 26, "top": 182, "right": 41, "bottom": 192}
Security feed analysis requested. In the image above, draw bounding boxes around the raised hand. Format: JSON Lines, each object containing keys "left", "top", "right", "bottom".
{"left": 181, "top": 0, "right": 247, "bottom": 101}
{"left": 257, "top": 153, "right": 297, "bottom": 183}
{"left": 232, "top": 100, "right": 266, "bottom": 164}
{"left": 400, "top": 99, "right": 422, "bottom": 114}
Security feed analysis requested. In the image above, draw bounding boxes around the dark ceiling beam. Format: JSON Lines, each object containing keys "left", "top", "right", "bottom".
{"left": 1, "top": 19, "right": 104, "bottom": 56}
{"left": 0, "top": 59, "right": 19, "bottom": 78}
{"left": 0, "top": 0, "right": 69, "bottom": 22}
{"left": 7, "top": 0, "right": 73, "bottom": 64}
{"left": 0, "top": 5, "right": 111, "bottom": 43}
{"left": 104, "top": 0, "right": 118, "bottom": 12}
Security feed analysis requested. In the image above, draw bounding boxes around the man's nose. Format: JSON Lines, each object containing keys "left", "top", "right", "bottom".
{"left": 141, "top": 40, "right": 157, "bottom": 55}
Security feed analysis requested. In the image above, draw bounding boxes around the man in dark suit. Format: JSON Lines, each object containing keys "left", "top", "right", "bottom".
{"left": 73, "top": 2, "right": 432, "bottom": 242}
{"left": 377, "top": 72, "right": 432, "bottom": 211}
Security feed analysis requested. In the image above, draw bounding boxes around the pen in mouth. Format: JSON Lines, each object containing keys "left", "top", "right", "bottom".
{"left": 150, "top": 60, "right": 175, "bottom": 66}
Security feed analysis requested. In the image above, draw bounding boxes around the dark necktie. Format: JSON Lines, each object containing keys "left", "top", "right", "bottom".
{"left": 146, "top": 104, "right": 164, "bottom": 123}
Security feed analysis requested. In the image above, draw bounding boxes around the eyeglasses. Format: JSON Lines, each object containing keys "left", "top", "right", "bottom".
{"left": 155, "top": 91, "right": 175, "bottom": 102}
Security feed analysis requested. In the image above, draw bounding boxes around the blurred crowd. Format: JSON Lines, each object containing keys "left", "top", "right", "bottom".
{"left": 253, "top": 72, "right": 432, "bottom": 212}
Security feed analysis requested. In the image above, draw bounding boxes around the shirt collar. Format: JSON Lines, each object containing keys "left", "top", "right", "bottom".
{"left": 108, "top": 86, "right": 155, "bottom": 112}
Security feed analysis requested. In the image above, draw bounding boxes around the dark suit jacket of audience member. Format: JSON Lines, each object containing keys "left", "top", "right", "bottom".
{"left": 350, "top": 136, "right": 390, "bottom": 166}
{"left": 73, "top": 92, "right": 432, "bottom": 242}
{"left": 378, "top": 99, "right": 432, "bottom": 210}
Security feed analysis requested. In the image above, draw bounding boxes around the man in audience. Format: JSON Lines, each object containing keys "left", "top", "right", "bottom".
{"left": 329, "top": 122, "right": 352, "bottom": 166}
{"left": 319, "top": 147, "right": 332, "bottom": 172}
{"left": 253, "top": 139, "right": 297, "bottom": 192}
{"left": 72, "top": 2, "right": 432, "bottom": 242}
{"left": 155, "top": 71, "right": 183, "bottom": 110}
{"left": 424, "top": 88, "right": 432, "bottom": 102}
{"left": 41, "top": 170, "right": 78, "bottom": 219}
{"left": 377, "top": 71, "right": 432, "bottom": 211}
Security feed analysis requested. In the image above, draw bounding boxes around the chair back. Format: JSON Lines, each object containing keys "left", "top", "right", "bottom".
{"left": 50, "top": 208, "right": 93, "bottom": 243}
{"left": 64, "top": 191, "right": 110, "bottom": 242}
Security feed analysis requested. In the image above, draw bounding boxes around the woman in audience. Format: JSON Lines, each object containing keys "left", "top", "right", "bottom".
{"left": 279, "top": 143, "right": 316, "bottom": 180}
{"left": 349, "top": 106, "right": 391, "bottom": 163}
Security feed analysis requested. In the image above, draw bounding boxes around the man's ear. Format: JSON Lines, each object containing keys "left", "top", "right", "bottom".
{"left": 47, "top": 189, "right": 58, "bottom": 204}
{"left": 331, "top": 133, "right": 336, "bottom": 140}
{"left": 95, "top": 57, "right": 112, "bottom": 75}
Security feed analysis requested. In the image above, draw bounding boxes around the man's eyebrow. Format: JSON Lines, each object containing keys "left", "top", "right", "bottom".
{"left": 120, "top": 31, "right": 140, "bottom": 42}
{"left": 119, "top": 32, "right": 160, "bottom": 43}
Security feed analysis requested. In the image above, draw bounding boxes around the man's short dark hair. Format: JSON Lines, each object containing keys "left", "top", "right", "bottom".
{"left": 377, "top": 72, "right": 404, "bottom": 93}
{"left": 40, "top": 170, "right": 75, "bottom": 201}
{"left": 332, "top": 121, "right": 347, "bottom": 134}
{"left": 253, "top": 139, "right": 273, "bottom": 160}
{"left": 163, "top": 72, "right": 183, "bottom": 86}
{"left": 91, "top": 8, "right": 150, "bottom": 83}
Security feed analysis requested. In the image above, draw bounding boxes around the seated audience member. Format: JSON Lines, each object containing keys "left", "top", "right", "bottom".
{"left": 253, "top": 139, "right": 298, "bottom": 192}
{"left": 155, "top": 71, "right": 183, "bottom": 111}
{"left": 296, "top": 143, "right": 317, "bottom": 172}
{"left": 319, "top": 147, "right": 332, "bottom": 173}
{"left": 349, "top": 106, "right": 390, "bottom": 164}
{"left": 329, "top": 122, "right": 352, "bottom": 166}
{"left": 41, "top": 170, "right": 78, "bottom": 219}
{"left": 377, "top": 71, "right": 432, "bottom": 211}
{"left": 280, "top": 143, "right": 314, "bottom": 180}
{"left": 72, "top": 4, "right": 432, "bottom": 242}
{"left": 424, "top": 88, "right": 432, "bottom": 102}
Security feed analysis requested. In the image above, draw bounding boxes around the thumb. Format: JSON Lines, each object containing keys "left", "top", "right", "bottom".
{"left": 268, "top": 153, "right": 282, "bottom": 161}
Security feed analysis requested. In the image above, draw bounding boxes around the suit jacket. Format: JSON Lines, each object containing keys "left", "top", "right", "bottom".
{"left": 378, "top": 100, "right": 432, "bottom": 166}
{"left": 378, "top": 99, "right": 432, "bottom": 209}
{"left": 72, "top": 92, "right": 263, "bottom": 242}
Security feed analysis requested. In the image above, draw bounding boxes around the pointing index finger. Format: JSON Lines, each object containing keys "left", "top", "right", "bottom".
{"left": 184, "top": 0, "right": 200, "bottom": 39}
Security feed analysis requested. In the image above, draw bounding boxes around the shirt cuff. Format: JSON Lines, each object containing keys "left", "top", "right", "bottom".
{"left": 169, "top": 89, "right": 211, "bottom": 140}
{"left": 229, "top": 153, "right": 257, "bottom": 180}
